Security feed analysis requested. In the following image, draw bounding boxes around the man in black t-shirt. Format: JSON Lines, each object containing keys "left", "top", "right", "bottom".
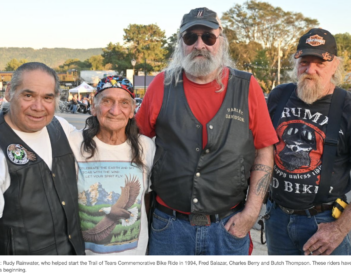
{"left": 266, "top": 28, "right": 351, "bottom": 255}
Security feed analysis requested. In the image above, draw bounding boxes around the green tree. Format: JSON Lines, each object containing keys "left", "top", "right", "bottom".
{"left": 335, "top": 33, "right": 351, "bottom": 54}
{"left": 5, "top": 58, "right": 28, "bottom": 71}
{"left": 164, "top": 32, "right": 178, "bottom": 60}
{"left": 222, "top": 0, "right": 319, "bottom": 92}
{"left": 335, "top": 33, "right": 351, "bottom": 73}
{"left": 101, "top": 42, "right": 132, "bottom": 74}
{"left": 57, "top": 58, "right": 91, "bottom": 72}
{"left": 123, "top": 24, "right": 167, "bottom": 72}
{"left": 224, "top": 27, "right": 263, "bottom": 70}
{"left": 88, "top": 55, "right": 104, "bottom": 70}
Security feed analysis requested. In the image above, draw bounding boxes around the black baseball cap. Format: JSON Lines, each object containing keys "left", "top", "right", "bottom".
{"left": 294, "top": 28, "right": 337, "bottom": 61}
{"left": 180, "top": 7, "right": 222, "bottom": 33}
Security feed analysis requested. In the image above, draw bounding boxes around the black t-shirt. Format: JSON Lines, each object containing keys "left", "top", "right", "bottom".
{"left": 267, "top": 84, "right": 351, "bottom": 209}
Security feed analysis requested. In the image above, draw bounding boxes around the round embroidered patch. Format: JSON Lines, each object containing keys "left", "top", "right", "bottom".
{"left": 7, "top": 144, "right": 36, "bottom": 165}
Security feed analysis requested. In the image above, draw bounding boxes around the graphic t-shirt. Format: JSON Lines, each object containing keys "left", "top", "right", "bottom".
{"left": 68, "top": 130, "right": 155, "bottom": 255}
{"left": 268, "top": 86, "right": 351, "bottom": 209}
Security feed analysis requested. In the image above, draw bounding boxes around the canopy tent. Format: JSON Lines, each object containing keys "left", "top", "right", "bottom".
{"left": 69, "top": 82, "right": 95, "bottom": 95}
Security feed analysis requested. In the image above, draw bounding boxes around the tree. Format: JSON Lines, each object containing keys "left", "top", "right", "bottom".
{"left": 221, "top": 0, "right": 319, "bottom": 92}
{"left": 57, "top": 58, "right": 91, "bottom": 72}
{"left": 224, "top": 27, "right": 263, "bottom": 70}
{"left": 5, "top": 58, "right": 28, "bottom": 71}
{"left": 335, "top": 33, "right": 351, "bottom": 72}
{"left": 101, "top": 42, "right": 132, "bottom": 74}
{"left": 88, "top": 55, "right": 104, "bottom": 70}
{"left": 335, "top": 33, "right": 351, "bottom": 54}
{"left": 123, "top": 24, "right": 167, "bottom": 72}
{"left": 164, "top": 32, "right": 178, "bottom": 60}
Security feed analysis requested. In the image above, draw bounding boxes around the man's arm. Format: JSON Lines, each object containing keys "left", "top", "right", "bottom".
{"left": 224, "top": 145, "right": 273, "bottom": 237}
{"left": 135, "top": 73, "right": 165, "bottom": 138}
{"left": 55, "top": 116, "right": 77, "bottom": 136}
{"left": 0, "top": 149, "right": 11, "bottom": 218}
{"left": 303, "top": 204, "right": 351, "bottom": 255}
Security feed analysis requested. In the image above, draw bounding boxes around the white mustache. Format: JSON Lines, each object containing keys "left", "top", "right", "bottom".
{"left": 189, "top": 49, "right": 211, "bottom": 59}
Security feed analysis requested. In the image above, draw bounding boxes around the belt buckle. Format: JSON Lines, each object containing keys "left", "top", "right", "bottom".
{"left": 279, "top": 205, "right": 295, "bottom": 214}
{"left": 189, "top": 214, "right": 211, "bottom": 226}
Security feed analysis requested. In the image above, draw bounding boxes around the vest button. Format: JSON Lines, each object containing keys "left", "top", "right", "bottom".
{"left": 196, "top": 125, "right": 200, "bottom": 128}
{"left": 68, "top": 235, "right": 71, "bottom": 239}
{"left": 52, "top": 173, "right": 56, "bottom": 177}
{"left": 196, "top": 172, "right": 200, "bottom": 177}
{"left": 62, "top": 201, "right": 66, "bottom": 206}
{"left": 196, "top": 148, "right": 200, "bottom": 152}
{"left": 193, "top": 198, "right": 198, "bottom": 203}
{"left": 205, "top": 149, "right": 210, "bottom": 154}
{"left": 209, "top": 125, "right": 213, "bottom": 129}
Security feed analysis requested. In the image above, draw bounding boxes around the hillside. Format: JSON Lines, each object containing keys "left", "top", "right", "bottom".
{"left": 0, "top": 47, "right": 103, "bottom": 70}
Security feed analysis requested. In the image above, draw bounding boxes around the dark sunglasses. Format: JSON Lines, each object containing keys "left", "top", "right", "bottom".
{"left": 182, "top": 32, "right": 220, "bottom": 46}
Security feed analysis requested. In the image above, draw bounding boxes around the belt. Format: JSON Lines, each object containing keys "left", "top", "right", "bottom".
{"left": 276, "top": 202, "right": 333, "bottom": 216}
{"left": 155, "top": 202, "right": 240, "bottom": 226}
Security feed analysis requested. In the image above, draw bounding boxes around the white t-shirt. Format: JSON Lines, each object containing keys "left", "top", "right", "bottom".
{"left": 0, "top": 116, "right": 76, "bottom": 218}
{"left": 68, "top": 130, "right": 155, "bottom": 255}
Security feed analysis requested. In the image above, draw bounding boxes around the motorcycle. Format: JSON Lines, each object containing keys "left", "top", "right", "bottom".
{"left": 78, "top": 101, "right": 90, "bottom": 114}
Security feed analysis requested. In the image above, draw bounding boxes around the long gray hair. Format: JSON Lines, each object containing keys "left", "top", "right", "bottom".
{"left": 164, "top": 30, "right": 235, "bottom": 92}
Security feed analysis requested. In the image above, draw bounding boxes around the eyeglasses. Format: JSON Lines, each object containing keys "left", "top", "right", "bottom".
{"left": 182, "top": 32, "right": 220, "bottom": 46}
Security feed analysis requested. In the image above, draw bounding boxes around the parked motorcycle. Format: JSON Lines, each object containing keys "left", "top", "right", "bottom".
{"left": 78, "top": 101, "right": 90, "bottom": 114}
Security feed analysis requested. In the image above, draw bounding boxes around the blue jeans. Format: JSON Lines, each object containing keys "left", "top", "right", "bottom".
{"left": 148, "top": 208, "right": 250, "bottom": 255}
{"left": 71, "top": 104, "right": 77, "bottom": 113}
{"left": 265, "top": 199, "right": 351, "bottom": 255}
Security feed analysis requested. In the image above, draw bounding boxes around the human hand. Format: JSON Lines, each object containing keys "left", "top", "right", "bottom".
{"left": 303, "top": 222, "right": 345, "bottom": 255}
{"left": 224, "top": 211, "right": 256, "bottom": 238}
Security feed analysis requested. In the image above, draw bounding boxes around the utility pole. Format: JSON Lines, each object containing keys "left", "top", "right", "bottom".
{"left": 144, "top": 58, "right": 146, "bottom": 94}
{"left": 277, "top": 40, "right": 283, "bottom": 85}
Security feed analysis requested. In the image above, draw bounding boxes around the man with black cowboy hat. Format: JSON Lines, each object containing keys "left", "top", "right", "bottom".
{"left": 266, "top": 28, "right": 351, "bottom": 255}
{"left": 137, "top": 7, "right": 277, "bottom": 255}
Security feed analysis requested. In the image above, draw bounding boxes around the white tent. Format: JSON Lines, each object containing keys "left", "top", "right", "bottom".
{"left": 69, "top": 82, "right": 95, "bottom": 95}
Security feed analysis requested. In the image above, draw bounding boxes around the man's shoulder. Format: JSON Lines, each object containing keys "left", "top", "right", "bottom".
{"left": 67, "top": 129, "right": 84, "bottom": 152}
{"left": 268, "top": 83, "right": 296, "bottom": 102}
{"left": 150, "top": 72, "right": 165, "bottom": 83}
{"left": 69, "top": 128, "right": 83, "bottom": 140}
{"left": 227, "top": 67, "right": 252, "bottom": 80}
{"left": 271, "top": 83, "right": 296, "bottom": 95}
{"left": 146, "top": 72, "right": 165, "bottom": 93}
{"left": 53, "top": 116, "right": 76, "bottom": 136}
{"left": 139, "top": 134, "right": 155, "bottom": 150}
{"left": 341, "top": 88, "right": 351, "bottom": 100}
{"left": 340, "top": 89, "right": 351, "bottom": 111}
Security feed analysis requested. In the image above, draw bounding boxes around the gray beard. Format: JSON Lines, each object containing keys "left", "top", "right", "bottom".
{"left": 297, "top": 74, "right": 325, "bottom": 104}
{"left": 181, "top": 48, "right": 222, "bottom": 77}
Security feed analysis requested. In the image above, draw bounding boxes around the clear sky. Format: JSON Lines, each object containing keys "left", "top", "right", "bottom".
{"left": 1, "top": 0, "right": 350, "bottom": 49}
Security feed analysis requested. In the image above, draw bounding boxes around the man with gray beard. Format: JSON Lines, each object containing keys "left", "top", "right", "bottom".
{"left": 136, "top": 7, "right": 277, "bottom": 255}
{"left": 266, "top": 28, "right": 351, "bottom": 255}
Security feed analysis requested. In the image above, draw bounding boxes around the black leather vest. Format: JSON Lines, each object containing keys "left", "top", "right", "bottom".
{"left": 152, "top": 68, "right": 256, "bottom": 214}
{"left": 0, "top": 112, "right": 85, "bottom": 255}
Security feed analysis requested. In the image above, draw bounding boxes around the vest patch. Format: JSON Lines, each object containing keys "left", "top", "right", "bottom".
{"left": 7, "top": 144, "right": 36, "bottom": 165}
